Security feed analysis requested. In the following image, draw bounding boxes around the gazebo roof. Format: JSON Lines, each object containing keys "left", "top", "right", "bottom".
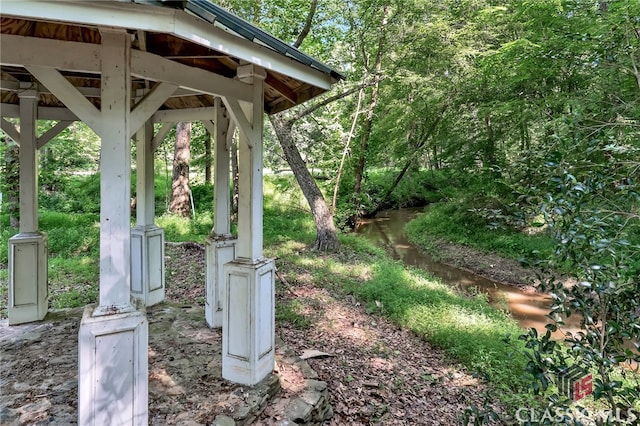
{"left": 0, "top": 0, "right": 344, "bottom": 117}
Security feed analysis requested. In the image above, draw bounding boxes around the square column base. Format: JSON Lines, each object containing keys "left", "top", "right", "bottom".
{"left": 223, "top": 258, "right": 275, "bottom": 386}
{"left": 131, "top": 225, "right": 165, "bottom": 306}
{"left": 8, "top": 232, "right": 48, "bottom": 325}
{"left": 205, "top": 236, "right": 236, "bottom": 328}
{"left": 78, "top": 305, "right": 148, "bottom": 425}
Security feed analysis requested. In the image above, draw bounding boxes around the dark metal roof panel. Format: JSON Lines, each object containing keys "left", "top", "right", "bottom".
{"left": 135, "top": 0, "right": 344, "bottom": 81}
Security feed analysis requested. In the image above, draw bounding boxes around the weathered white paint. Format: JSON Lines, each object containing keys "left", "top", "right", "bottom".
{"left": 0, "top": 1, "right": 335, "bottom": 90}
{"left": 17, "top": 85, "right": 38, "bottom": 233}
{"left": 205, "top": 238, "right": 236, "bottom": 328}
{"left": 131, "top": 120, "right": 165, "bottom": 306}
{"left": 78, "top": 305, "right": 148, "bottom": 426}
{"left": 151, "top": 122, "right": 173, "bottom": 153}
{"left": 221, "top": 65, "right": 275, "bottom": 385}
{"left": 1, "top": 79, "right": 200, "bottom": 102}
{"left": 129, "top": 82, "right": 178, "bottom": 138}
{"left": 25, "top": 65, "right": 102, "bottom": 134}
{"left": 7, "top": 85, "right": 49, "bottom": 325}
{"left": 8, "top": 233, "right": 48, "bottom": 325}
{"left": 78, "top": 29, "right": 148, "bottom": 426}
{"left": 131, "top": 226, "right": 165, "bottom": 307}
{"left": 0, "top": 116, "right": 20, "bottom": 146}
{"left": 0, "top": 103, "right": 80, "bottom": 122}
{"left": 233, "top": 64, "right": 266, "bottom": 260}
{"left": 1, "top": 34, "right": 101, "bottom": 74}
{"left": 222, "top": 258, "right": 275, "bottom": 385}
{"left": 135, "top": 120, "right": 155, "bottom": 227}
{"left": 221, "top": 97, "right": 258, "bottom": 147}
{"left": 0, "top": 117, "right": 21, "bottom": 145}
{"left": 37, "top": 120, "right": 72, "bottom": 149}
{"left": 204, "top": 99, "right": 236, "bottom": 328}
{"left": 214, "top": 98, "right": 232, "bottom": 237}
{"left": 131, "top": 50, "right": 253, "bottom": 103}
{"left": 95, "top": 30, "right": 133, "bottom": 310}
{"left": 152, "top": 107, "right": 218, "bottom": 124}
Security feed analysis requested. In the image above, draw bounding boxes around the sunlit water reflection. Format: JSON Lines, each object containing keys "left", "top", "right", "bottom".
{"left": 355, "top": 207, "right": 581, "bottom": 338}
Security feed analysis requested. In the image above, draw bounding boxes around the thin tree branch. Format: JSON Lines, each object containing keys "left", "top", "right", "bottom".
{"left": 290, "top": 80, "right": 377, "bottom": 122}
{"left": 332, "top": 87, "right": 366, "bottom": 213}
{"left": 293, "top": 0, "right": 318, "bottom": 48}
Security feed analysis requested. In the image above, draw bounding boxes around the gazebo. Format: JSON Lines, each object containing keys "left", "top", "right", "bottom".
{"left": 0, "top": 1, "right": 342, "bottom": 424}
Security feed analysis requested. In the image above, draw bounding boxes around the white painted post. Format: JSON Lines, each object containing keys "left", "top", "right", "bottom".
{"left": 131, "top": 119, "right": 165, "bottom": 306}
{"left": 136, "top": 120, "right": 155, "bottom": 228}
{"left": 78, "top": 29, "right": 148, "bottom": 426}
{"left": 214, "top": 98, "right": 232, "bottom": 238}
{"left": 222, "top": 65, "right": 276, "bottom": 385}
{"left": 205, "top": 98, "right": 236, "bottom": 328}
{"left": 18, "top": 85, "right": 38, "bottom": 234}
{"left": 8, "top": 84, "right": 48, "bottom": 325}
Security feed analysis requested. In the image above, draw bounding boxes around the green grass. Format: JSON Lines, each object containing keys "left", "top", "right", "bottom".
{"left": 271, "top": 226, "right": 535, "bottom": 410}
{"left": 0, "top": 175, "right": 538, "bottom": 413}
{"left": 406, "top": 200, "right": 557, "bottom": 264}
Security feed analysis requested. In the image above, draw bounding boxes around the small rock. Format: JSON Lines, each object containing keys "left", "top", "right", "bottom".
{"left": 13, "top": 382, "right": 31, "bottom": 392}
{"left": 212, "top": 414, "right": 236, "bottom": 426}
{"left": 286, "top": 398, "right": 312, "bottom": 423}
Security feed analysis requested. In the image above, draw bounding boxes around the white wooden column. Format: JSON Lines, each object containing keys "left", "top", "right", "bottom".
{"left": 131, "top": 119, "right": 165, "bottom": 306}
{"left": 8, "top": 84, "right": 48, "bottom": 325}
{"left": 222, "top": 65, "right": 275, "bottom": 385}
{"left": 78, "top": 29, "right": 148, "bottom": 426}
{"left": 214, "top": 98, "right": 232, "bottom": 238}
{"left": 18, "top": 85, "right": 38, "bottom": 234}
{"left": 205, "top": 98, "right": 236, "bottom": 328}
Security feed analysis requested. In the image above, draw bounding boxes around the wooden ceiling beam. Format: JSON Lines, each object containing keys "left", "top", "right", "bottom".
{"left": 264, "top": 72, "right": 297, "bottom": 105}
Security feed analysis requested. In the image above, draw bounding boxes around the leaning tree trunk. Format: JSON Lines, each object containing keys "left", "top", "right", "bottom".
{"left": 270, "top": 115, "right": 340, "bottom": 251}
{"left": 170, "top": 121, "right": 191, "bottom": 217}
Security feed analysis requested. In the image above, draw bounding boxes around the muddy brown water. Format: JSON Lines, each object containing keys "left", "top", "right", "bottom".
{"left": 354, "top": 207, "right": 577, "bottom": 337}
{"left": 355, "top": 207, "right": 639, "bottom": 371}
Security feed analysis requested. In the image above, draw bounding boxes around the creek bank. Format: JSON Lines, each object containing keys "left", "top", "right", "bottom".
{"left": 425, "top": 240, "right": 541, "bottom": 293}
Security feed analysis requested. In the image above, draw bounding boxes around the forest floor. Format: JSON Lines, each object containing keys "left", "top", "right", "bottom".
{"left": 165, "top": 242, "right": 507, "bottom": 425}
{"left": 0, "top": 239, "right": 526, "bottom": 425}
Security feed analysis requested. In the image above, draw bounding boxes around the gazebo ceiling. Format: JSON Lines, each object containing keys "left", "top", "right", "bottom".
{"left": 0, "top": 0, "right": 344, "bottom": 116}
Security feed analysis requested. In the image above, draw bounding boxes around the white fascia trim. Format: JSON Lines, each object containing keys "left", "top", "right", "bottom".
{"left": 0, "top": 1, "right": 334, "bottom": 90}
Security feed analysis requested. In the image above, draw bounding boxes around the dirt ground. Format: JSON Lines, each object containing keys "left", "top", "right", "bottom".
{"left": 163, "top": 243, "right": 507, "bottom": 424}
{"left": 428, "top": 240, "right": 543, "bottom": 292}
{"left": 1, "top": 241, "right": 513, "bottom": 425}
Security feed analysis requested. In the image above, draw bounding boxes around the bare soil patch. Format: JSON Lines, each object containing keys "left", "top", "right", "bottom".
{"left": 1, "top": 242, "right": 504, "bottom": 425}
{"left": 429, "top": 240, "right": 541, "bottom": 292}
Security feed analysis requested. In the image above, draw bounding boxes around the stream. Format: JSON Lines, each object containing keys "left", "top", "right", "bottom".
{"left": 355, "top": 207, "right": 576, "bottom": 336}
{"left": 355, "top": 207, "right": 640, "bottom": 371}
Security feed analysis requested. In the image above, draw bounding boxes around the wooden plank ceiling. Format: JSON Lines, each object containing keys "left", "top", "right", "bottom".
{"left": 0, "top": 8, "right": 337, "bottom": 116}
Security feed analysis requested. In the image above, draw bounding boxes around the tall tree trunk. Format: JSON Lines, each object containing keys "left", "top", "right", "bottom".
{"left": 170, "top": 121, "right": 191, "bottom": 217}
{"left": 270, "top": 115, "right": 340, "bottom": 251}
{"left": 204, "top": 129, "right": 212, "bottom": 184}
{"left": 366, "top": 104, "right": 446, "bottom": 217}
{"left": 483, "top": 114, "right": 496, "bottom": 172}
{"left": 2, "top": 136, "right": 20, "bottom": 228}
{"left": 352, "top": 5, "right": 390, "bottom": 211}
